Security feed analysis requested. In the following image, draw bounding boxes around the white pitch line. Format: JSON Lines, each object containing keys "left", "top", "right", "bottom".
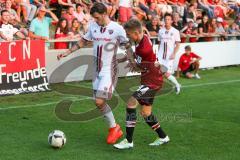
{"left": 0, "top": 97, "right": 92, "bottom": 111}
{"left": 0, "top": 79, "right": 240, "bottom": 111}
{"left": 181, "top": 79, "right": 240, "bottom": 88}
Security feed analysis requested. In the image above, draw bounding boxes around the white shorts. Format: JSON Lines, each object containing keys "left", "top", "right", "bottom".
{"left": 92, "top": 71, "right": 118, "bottom": 100}
{"left": 159, "top": 60, "right": 174, "bottom": 75}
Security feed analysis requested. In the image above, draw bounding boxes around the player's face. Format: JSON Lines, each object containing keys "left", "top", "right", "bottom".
{"left": 126, "top": 30, "right": 139, "bottom": 42}
{"left": 185, "top": 49, "right": 191, "bottom": 55}
{"left": 164, "top": 16, "right": 173, "bottom": 28}
{"left": 92, "top": 12, "right": 107, "bottom": 26}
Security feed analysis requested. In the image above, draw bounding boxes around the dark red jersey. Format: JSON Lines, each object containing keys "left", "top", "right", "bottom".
{"left": 178, "top": 52, "right": 200, "bottom": 71}
{"left": 135, "top": 34, "right": 163, "bottom": 89}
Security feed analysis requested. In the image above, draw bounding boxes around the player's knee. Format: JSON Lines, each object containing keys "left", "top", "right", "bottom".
{"left": 127, "top": 97, "right": 138, "bottom": 109}
{"left": 95, "top": 98, "right": 105, "bottom": 108}
{"left": 165, "top": 72, "right": 171, "bottom": 78}
{"left": 140, "top": 108, "right": 151, "bottom": 118}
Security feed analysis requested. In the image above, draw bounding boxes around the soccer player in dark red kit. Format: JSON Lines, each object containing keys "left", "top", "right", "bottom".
{"left": 114, "top": 18, "right": 170, "bottom": 149}
{"left": 177, "top": 45, "right": 202, "bottom": 79}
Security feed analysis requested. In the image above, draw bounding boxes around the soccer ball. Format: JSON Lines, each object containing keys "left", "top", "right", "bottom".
{"left": 48, "top": 130, "right": 66, "bottom": 148}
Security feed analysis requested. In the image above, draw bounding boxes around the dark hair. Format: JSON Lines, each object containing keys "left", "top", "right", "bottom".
{"left": 185, "top": 45, "right": 191, "bottom": 50}
{"left": 90, "top": 2, "right": 107, "bottom": 15}
{"left": 164, "top": 13, "right": 172, "bottom": 20}
{"left": 1, "top": 10, "right": 9, "bottom": 16}
{"left": 189, "top": 4, "right": 194, "bottom": 8}
{"left": 55, "top": 18, "right": 69, "bottom": 34}
{"left": 124, "top": 18, "right": 142, "bottom": 32}
{"left": 76, "top": 3, "right": 82, "bottom": 9}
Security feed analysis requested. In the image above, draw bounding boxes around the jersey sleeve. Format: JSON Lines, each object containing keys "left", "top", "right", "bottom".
{"left": 82, "top": 22, "right": 93, "bottom": 41}
{"left": 117, "top": 25, "right": 128, "bottom": 45}
{"left": 191, "top": 52, "right": 200, "bottom": 59}
{"left": 174, "top": 29, "right": 181, "bottom": 43}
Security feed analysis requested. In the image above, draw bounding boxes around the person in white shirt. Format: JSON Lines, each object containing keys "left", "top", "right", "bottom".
{"left": 157, "top": 13, "right": 181, "bottom": 94}
{"left": 0, "top": 10, "right": 25, "bottom": 41}
{"left": 57, "top": 2, "right": 129, "bottom": 145}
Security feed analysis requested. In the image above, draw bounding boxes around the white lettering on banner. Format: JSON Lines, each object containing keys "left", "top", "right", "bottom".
{"left": 0, "top": 64, "right": 6, "bottom": 83}
{"left": 23, "top": 40, "right": 31, "bottom": 60}
{"left": 0, "top": 77, "right": 49, "bottom": 95}
{"left": 9, "top": 42, "right": 16, "bottom": 62}
{"left": 0, "top": 59, "right": 47, "bottom": 84}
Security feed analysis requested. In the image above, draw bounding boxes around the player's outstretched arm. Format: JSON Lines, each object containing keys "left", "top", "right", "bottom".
{"left": 57, "top": 38, "right": 87, "bottom": 60}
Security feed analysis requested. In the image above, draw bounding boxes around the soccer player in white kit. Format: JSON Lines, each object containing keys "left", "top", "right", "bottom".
{"left": 57, "top": 2, "right": 128, "bottom": 144}
{"left": 157, "top": 13, "right": 181, "bottom": 94}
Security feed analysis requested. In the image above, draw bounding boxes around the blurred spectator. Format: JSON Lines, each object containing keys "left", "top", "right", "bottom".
{"left": 20, "top": 0, "right": 37, "bottom": 24}
{"left": 208, "top": 17, "right": 217, "bottom": 40}
{"left": 73, "top": 3, "right": 89, "bottom": 32}
{"left": 54, "top": 18, "right": 69, "bottom": 49}
{"left": 29, "top": 6, "right": 58, "bottom": 47}
{"left": 4, "top": 0, "right": 21, "bottom": 24}
{"left": 68, "top": 18, "right": 82, "bottom": 37}
{"left": 132, "top": 0, "right": 147, "bottom": 21}
{"left": 172, "top": 12, "right": 184, "bottom": 31}
{"left": 0, "top": 0, "right": 6, "bottom": 14}
{"left": 68, "top": 18, "right": 82, "bottom": 46}
{"left": 167, "top": 0, "right": 185, "bottom": 17}
{"left": 0, "top": 10, "right": 26, "bottom": 41}
{"left": 33, "top": 0, "right": 46, "bottom": 7}
{"left": 156, "top": 0, "right": 172, "bottom": 16}
{"left": 49, "top": 0, "right": 73, "bottom": 19}
{"left": 198, "top": 15, "right": 210, "bottom": 41}
{"left": 62, "top": 6, "right": 75, "bottom": 28}
{"left": 185, "top": 4, "right": 197, "bottom": 22}
{"left": 102, "top": 0, "right": 117, "bottom": 20}
{"left": 181, "top": 19, "right": 198, "bottom": 42}
{"left": 216, "top": 17, "right": 227, "bottom": 40}
{"left": 119, "top": 0, "right": 132, "bottom": 23}
{"left": 228, "top": 22, "right": 240, "bottom": 39}
{"left": 235, "top": 13, "right": 240, "bottom": 25}
{"left": 223, "top": 0, "right": 239, "bottom": 15}
{"left": 198, "top": 0, "right": 215, "bottom": 18}
{"left": 146, "top": 16, "right": 160, "bottom": 36}
{"left": 147, "top": 2, "right": 159, "bottom": 20}
{"left": 177, "top": 45, "right": 202, "bottom": 79}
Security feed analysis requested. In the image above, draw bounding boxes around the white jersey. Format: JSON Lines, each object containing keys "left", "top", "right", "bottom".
{"left": 83, "top": 21, "right": 128, "bottom": 75}
{"left": 157, "top": 27, "right": 180, "bottom": 64}
{"left": 0, "top": 23, "right": 19, "bottom": 40}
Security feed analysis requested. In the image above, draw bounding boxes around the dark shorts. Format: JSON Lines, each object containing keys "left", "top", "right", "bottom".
{"left": 182, "top": 64, "right": 196, "bottom": 75}
{"left": 132, "top": 85, "right": 159, "bottom": 106}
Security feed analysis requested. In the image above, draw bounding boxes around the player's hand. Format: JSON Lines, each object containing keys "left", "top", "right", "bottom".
{"left": 57, "top": 52, "right": 69, "bottom": 60}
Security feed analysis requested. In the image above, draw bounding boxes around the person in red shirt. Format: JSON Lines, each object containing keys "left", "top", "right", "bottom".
{"left": 177, "top": 45, "right": 202, "bottom": 79}
{"left": 54, "top": 18, "right": 69, "bottom": 49}
{"left": 114, "top": 18, "right": 169, "bottom": 149}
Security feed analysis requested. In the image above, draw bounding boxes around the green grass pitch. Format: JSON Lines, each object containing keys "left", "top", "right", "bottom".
{"left": 0, "top": 66, "right": 240, "bottom": 160}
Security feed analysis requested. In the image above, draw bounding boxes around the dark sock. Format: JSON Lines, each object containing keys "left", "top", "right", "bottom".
{"left": 144, "top": 113, "right": 167, "bottom": 138}
{"left": 126, "top": 108, "right": 137, "bottom": 143}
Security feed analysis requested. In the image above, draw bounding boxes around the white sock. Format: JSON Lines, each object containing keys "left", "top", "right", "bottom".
{"left": 167, "top": 75, "right": 180, "bottom": 87}
{"left": 100, "top": 104, "right": 116, "bottom": 128}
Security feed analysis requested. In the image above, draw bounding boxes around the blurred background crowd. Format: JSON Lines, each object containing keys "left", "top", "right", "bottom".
{"left": 0, "top": 0, "right": 240, "bottom": 49}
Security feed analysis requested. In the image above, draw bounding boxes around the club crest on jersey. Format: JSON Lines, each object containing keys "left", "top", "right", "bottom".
{"left": 108, "top": 30, "right": 114, "bottom": 35}
{"left": 94, "top": 30, "right": 97, "bottom": 33}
